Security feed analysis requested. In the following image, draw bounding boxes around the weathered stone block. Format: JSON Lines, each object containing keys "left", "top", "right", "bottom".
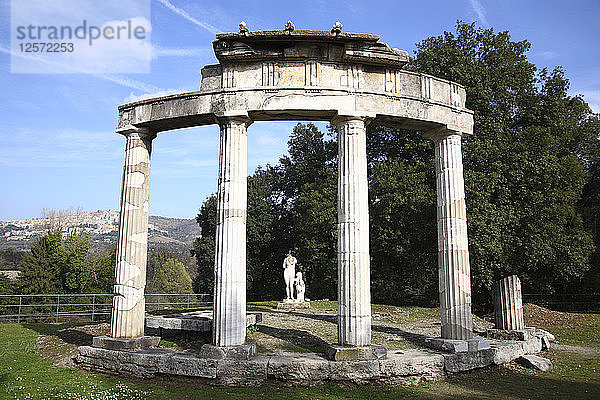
{"left": 325, "top": 344, "right": 387, "bottom": 361}
{"left": 486, "top": 327, "right": 535, "bottom": 341}
{"left": 159, "top": 352, "right": 218, "bottom": 378}
{"left": 443, "top": 348, "right": 495, "bottom": 373}
{"left": 216, "top": 357, "right": 269, "bottom": 386}
{"left": 517, "top": 354, "right": 552, "bottom": 371}
{"left": 92, "top": 336, "right": 160, "bottom": 351}
{"left": 328, "top": 360, "right": 381, "bottom": 381}
{"left": 425, "top": 336, "right": 490, "bottom": 353}
{"left": 267, "top": 353, "right": 331, "bottom": 382}
{"left": 491, "top": 341, "right": 526, "bottom": 365}
{"left": 199, "top": 342, "right": 257, "bottom": 360}
{"left": 379, "top": 350, "right": 444, "bottom": 379}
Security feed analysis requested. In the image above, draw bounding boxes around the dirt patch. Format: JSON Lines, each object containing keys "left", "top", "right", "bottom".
{"left": 36, "top": 323, "right": 109, "bottom": 367}
{"left": 523, "top": 303, "right": 598, "bottom": 331}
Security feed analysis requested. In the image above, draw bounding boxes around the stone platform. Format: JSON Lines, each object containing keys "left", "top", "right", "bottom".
{"left": 276, "top": 301, "right": 311, "bottom": 310}
{"left": 77, "top": 331, "right": 550, "bottom": 385}
{"left": 145, "top": 311, "right": 262, "bottom": 333}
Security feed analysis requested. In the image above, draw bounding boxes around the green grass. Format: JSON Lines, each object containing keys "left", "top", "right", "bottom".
{"left": 552, "top": 317, "right": 600, "bottom": 347}
{"left": 1, "top": 308, "right": 599, "bottom": 399}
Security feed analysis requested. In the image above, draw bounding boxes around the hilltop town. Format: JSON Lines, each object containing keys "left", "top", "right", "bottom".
{"left": 0, "top": 210, "right": 200, "bottom": 252}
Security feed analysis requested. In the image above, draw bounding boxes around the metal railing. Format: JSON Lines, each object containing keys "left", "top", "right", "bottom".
{"left": 0, "top": 293, "right": 212, "bottom": 323}
{"left": 523, "top": 293, "right": 600, "bottom": 313}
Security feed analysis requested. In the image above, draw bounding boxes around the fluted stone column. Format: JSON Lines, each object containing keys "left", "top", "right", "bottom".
{"left": 110, "top": 128, "right": 155, "bottom": 339}
{"left": 430, "top": 130, "right": 474, "bottom": 340}
{"left": 334, "top": 115, "right": 371, "bottom": 347}
{"left": 494, "top": 275, "right": 525, "bottom": 330}
{"left": 213, "top": 116, "right": 252, "bottom": 347}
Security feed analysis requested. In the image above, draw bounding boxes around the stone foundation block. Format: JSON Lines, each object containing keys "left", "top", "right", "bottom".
{"left": 160, "top": 352, "right": 218, "bottom": 378}
{"left": 379, "top": 350, "right": 445, "bottom": 380}
{"left": 92, "top": 336, "right": 161, "bottom": 351}
{"left": 199, "top": 342, "right": 257, "bottom": 360}
{"left": 216, "top": 357, "right": 268, "bottom": 386}
{"left": 329, "top": 359, "right": 381, "bottom": 381}
{"left": 486, "top": 327, "right": 535, "bottom": 341}
{"left": 267, "top": 353, "right": 331, "bottom": 382}
{"left": 425, "top": 336, "right": 490, "bottom": 353}
{"left": 325, "top": 344, "right": 387, "bottom": 361}
{"left": 443, "top": 348, "right": 495, "bottom": 373}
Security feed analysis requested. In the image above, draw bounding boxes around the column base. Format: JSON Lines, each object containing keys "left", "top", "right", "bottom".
{"left": 325, "top": 344, "right": 387, "bottom": 361}
{"left": 92, "top": 336, "right": 160, "bottom": 351}
{"left": 486, "top": 327, "right": 535, "bottom": 341}
{"left": 199, "top": 342, "right": 257, "bottom": 360}
{"left": 425, "top": 336, "right": 490, "bottom": 353}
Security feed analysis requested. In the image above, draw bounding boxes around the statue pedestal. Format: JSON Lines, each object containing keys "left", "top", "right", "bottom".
{"left": 276, "top": 300, "right": 311, "bottom": 310}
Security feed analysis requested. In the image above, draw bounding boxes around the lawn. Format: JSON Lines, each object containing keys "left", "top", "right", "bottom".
{"left": 0, "top": 304, "right": 598, "bottom": 399}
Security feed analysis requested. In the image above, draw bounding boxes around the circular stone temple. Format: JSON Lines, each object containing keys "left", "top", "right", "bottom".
{"left": 108, "top": 23, "right": 476, "bottom": 356}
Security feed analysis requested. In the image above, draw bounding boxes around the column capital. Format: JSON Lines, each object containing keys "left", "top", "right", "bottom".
{"left": 117, "top": 126, "right": 156, "bottom": 140}
{"left": 214, "top": 111, "right": 253, "bottom": 127}
{"left": 423, "top": 126, "right": 463, "bottom": 141}
{"left": 331, "top": 112, "right": 375, "bottom": 126}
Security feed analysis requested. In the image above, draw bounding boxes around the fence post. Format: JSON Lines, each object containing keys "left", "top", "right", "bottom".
{"left": 18, "top": 296, "right": 22, "bottom": 323}
{"left": 187, "top": 293, "right": 190, "bottom": 309}
{"left": 91, "top": 294, "right": 96, "bottom": 322}
{"left": 56, "top": 295, "right": 60, "bottom": 323}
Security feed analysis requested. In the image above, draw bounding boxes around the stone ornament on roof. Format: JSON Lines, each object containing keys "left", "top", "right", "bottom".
{"left": 238, "top": 21, "right": 249, "bottom": 35}
{"left": 331, "top": 21, "right": 343, "bottom": 35}
{"left": 284, "top": 20, "right": 295, "bottom": 33}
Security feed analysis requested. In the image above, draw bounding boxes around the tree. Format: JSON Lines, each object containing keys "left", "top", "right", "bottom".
{"left": 18, "top": 231, "right": 92, "bottom": 294}
{"left": 0, "top": 275, "right": 12, "bottom": 295}
{"left": 61, "top": 232, "right": 91, "bottom": 293}
{"left": 87, "top": 246, "right": 116, "bottom": 293}
{"left": 147, "top": 252, "right": 193, "bottom": 294}
{"left": 18, "top": 233, "right": 62, "bottom": 294}
{"left": 409, "top": 21, "right": 599, "bottom": 308}
{"left": 367, "top": 128, "right": 438, "bottom": 305}
{"left": 0, "top": 248, "right": 26, "bottom": 271}
{"left": 191, "top": 195, "right": 217, "bottom": 295}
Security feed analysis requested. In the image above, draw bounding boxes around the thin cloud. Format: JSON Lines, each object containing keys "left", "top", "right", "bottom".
{"left": 578, "top": 90, "right": 600, "bottom": 113}
{"left": 153, "top": 46, "right": 211, "bottom": 58}
{"left": 537, "top": 50, "right": 557, "bottom": 60}
{"left": 156, "top": 0, "right": 222, "bottom": 34}
{"left": 0, "top": 45, "right": 161, "bottom": 93}
{"left": 123, "top": 89, "right": 184, "bottom": 103}
{"left": 0, "top": 128, "right": 122, "bottom": 168}
{"left": 468, "top": 0, "right": 489, "bottom": 27}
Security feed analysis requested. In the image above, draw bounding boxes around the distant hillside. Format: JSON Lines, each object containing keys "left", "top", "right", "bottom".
{"left": 0, "top": 210, "right": 202, "bottom": 254}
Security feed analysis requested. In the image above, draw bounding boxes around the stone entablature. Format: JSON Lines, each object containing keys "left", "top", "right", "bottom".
{"left": 116, "top": 29, "right": 471, "bottom": 135}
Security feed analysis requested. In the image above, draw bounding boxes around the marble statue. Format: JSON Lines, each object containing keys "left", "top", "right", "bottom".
{"left": 283, "top": 252, "right": 297, "bottom": 301}
{"left": 294, "top": 272, "right": 306, "bottom": 302}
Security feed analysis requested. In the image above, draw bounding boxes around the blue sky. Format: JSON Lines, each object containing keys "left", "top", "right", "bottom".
{"left": 0, "top": 0, "right": 598, "bottom": 220}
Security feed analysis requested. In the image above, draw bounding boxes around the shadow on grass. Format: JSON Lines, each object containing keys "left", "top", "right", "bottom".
{"left": 22, "top": 322, "right": 100, "bottom": 346}
{"left": 443, "top": 365, "right": 600, "bottom": 400}
{"left": 257, "top": 325, "right": 330, "bottom": 354}
{"left": 371, "top": 324, "right": 429, "bottom": 347}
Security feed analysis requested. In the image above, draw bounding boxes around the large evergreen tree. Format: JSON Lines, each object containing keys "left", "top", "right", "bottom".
{"left": 18, "top": 232, "right": 62, "bottom": 294}
{"left": 18, "top": 231, "right": 92, "bottom": 294}
{"left": 409, "top": 21, "right": 599, "bottom": 307}
{"left": 147, "top": 251, "right": 193, "bottom": 294}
